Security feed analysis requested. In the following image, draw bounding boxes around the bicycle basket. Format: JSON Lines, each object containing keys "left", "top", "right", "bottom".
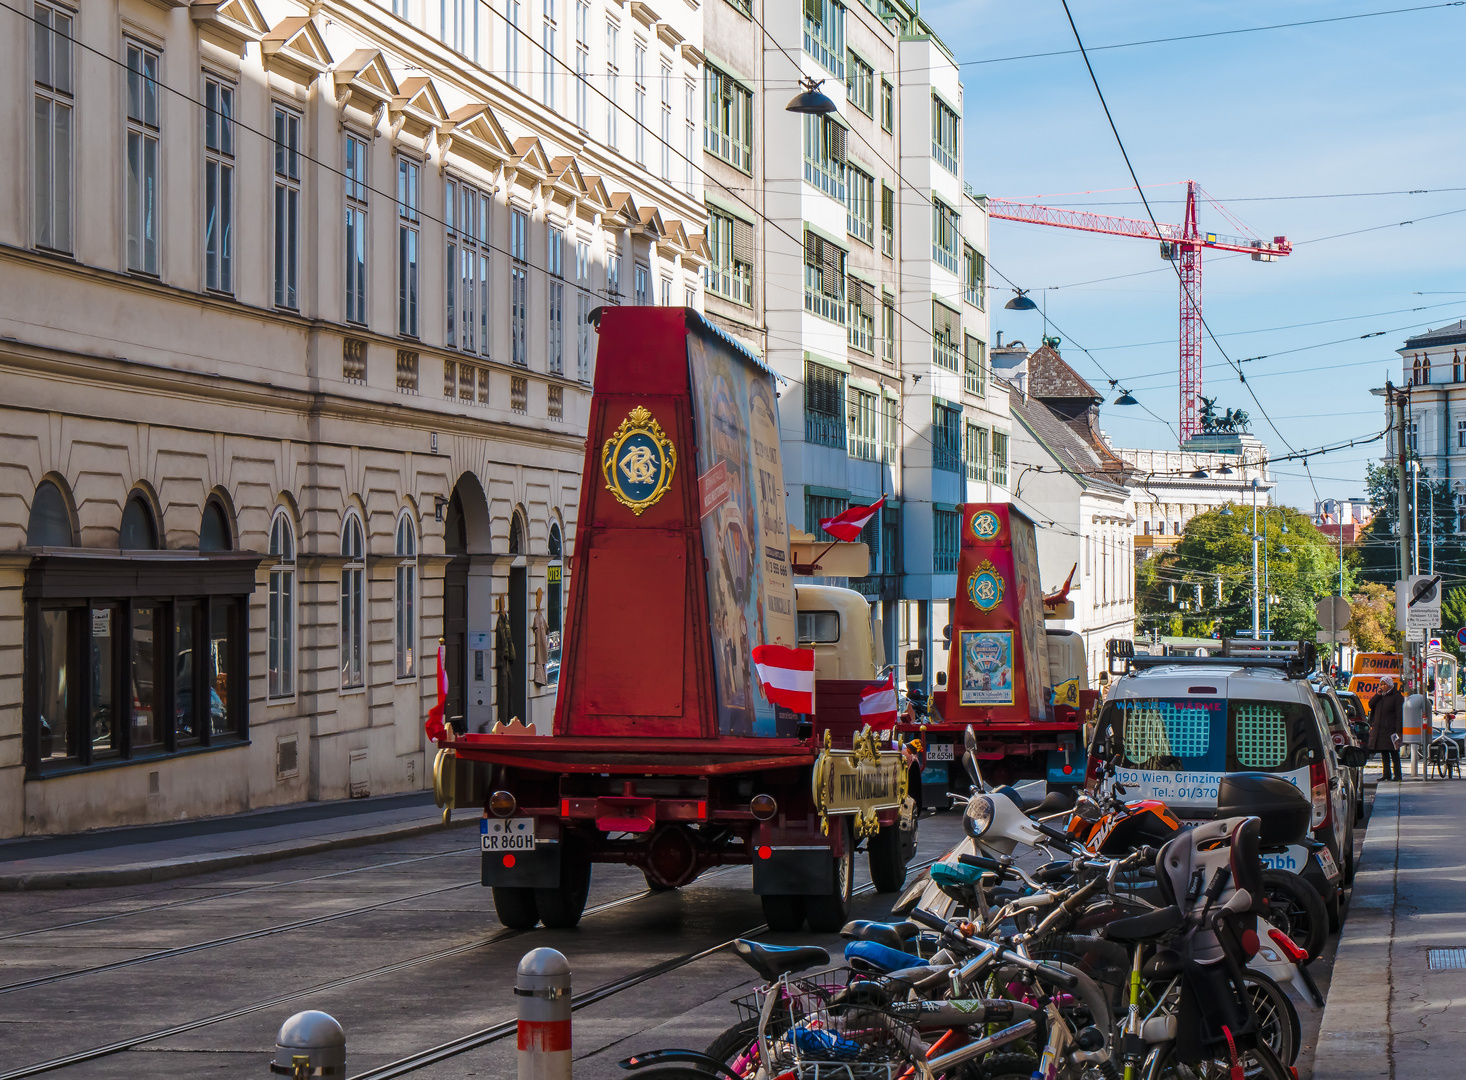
{"left": 749, "top": 972, "right": 924, "bottom": 1080}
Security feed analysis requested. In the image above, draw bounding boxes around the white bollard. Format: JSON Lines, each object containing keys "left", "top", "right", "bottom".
{"left": 271, "top": 1011, "right": 345, "bottom": 1078}
{"left": 515, "top": 948, "right": 572, "bottom": 1080}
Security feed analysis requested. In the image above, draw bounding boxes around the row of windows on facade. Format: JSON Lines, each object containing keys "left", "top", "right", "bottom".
{"left": 32, "top": 8, "right": 694, "bottom": 378}
{"left": 801, "top": 361, "right": 1009, "bottom": 481}
{"left": 1406, "top": 350, "right": 1464, "bottom": 386}
{"left": 1085, "top": 531, "right": 1135, "bottom": 607}
{"left": 389, "top": 0, "right": 701, "bottom": 193}
{"left": 802, "top": 498, "right": 971, "bottom": 579}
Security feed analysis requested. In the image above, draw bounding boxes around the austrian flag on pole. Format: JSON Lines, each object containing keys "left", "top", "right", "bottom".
{"left": 859, "top": 672, "right": 899, "bottom": 729}
{"left": 751, "top": 644, "right": 816, "bottom": 714}
{"left": 818, "top": 496, "right": 886, "bottom": 542}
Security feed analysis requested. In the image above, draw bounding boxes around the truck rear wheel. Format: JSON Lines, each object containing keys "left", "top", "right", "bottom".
{"left": 804, "top": 829, "right": 855, "bottom": 932}
{"left": 867, "top": 823, "right": 910, "bottom": 893}
{"left": 492, "top": 886, "right": 540, "bottom": 930}
{"left": 536, "top": 849, "right": 592, "bottom": 929}
{"left": 760, "top": 894, "right": 805, "bottom": 932}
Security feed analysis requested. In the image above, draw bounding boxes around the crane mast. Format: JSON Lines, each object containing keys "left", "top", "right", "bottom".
{"left": 987, "top": 181, "right": 1291, "bottom": 442}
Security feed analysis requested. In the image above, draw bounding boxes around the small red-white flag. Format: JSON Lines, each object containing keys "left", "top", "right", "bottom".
{"left": 819, "top": 496, "right": 886, "bottom": 543}
{"left": 425, "top": 641, "right": 449, "bottom": 743}
{"left": 859, "top": 672, "right": 899, "bottom": 728}
{"left": 751, "top": 644, "right": 816, "bottom": 714}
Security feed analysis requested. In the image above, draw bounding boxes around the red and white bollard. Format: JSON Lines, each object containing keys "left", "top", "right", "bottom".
{"left": 515, "top": 948, "right": 571, "bottom": 1080}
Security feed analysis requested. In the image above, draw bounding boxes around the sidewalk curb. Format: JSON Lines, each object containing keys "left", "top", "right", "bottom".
{"left": 1311, "top": 782, "right": 1397, "bottom": 1080}
{"left": 0, "top": 813, "right": 478, "bottom": 892}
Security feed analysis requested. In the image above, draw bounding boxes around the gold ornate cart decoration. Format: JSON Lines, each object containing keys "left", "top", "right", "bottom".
{"left": 811, "top": 725, "right": 912, "bottom": 838}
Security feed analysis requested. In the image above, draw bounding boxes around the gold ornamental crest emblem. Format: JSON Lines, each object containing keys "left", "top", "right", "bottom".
{"left": 601, "top": 406, "right": 677, "bottom": 515}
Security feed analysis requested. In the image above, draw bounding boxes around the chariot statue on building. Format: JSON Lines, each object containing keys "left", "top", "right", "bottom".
{"left": 1197, "top": 396, "right": 1250, "bottom": 434}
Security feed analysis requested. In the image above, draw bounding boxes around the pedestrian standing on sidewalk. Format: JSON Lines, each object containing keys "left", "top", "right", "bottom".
{"left": 1368, "top": 675, "right": 1405, "bottom": 781}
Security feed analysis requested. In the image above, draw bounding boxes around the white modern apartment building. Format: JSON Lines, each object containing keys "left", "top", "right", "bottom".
{"left": 1, "top": 0, "right": 705, "bottom": 834}
{"left": 700, "top": 0, "right": 1011, "bottom": 688}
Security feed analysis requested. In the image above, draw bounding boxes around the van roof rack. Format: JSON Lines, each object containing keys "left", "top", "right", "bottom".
{"left": 1128, "top": 638, "right": 1316, "bottom": 678}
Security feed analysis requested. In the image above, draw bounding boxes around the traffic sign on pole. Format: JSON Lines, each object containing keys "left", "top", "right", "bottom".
{"left": 1397, "top": 576, "right": 1442, "bottom": 636}
{"left": 1457, "top": 626, "right": 1466, "bottom": 648}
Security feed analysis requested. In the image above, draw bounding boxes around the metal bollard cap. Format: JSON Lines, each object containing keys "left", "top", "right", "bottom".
{"left": 517, "top": 947, "right": 571, "bottom": 980}
{"left": 272, "top": 1011, "right": 346, "bottom": 1076}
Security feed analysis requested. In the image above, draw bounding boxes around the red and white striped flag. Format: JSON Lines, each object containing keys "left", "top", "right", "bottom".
{"left": 751, "top": 644, "right": 816, "bottom": 714}
{"left": 859, "top": 671, "right": 899, "bottom": 729}
{"left": 424, "top": 641, "right": 449, "bottom": 743}
{"left": 818, "top": 496, "right": 886, "bottom": 543}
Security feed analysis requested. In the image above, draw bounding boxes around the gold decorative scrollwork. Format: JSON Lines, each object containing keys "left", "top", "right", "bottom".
{"left": 601, "top": 406, "right": 677, "bottom": 515}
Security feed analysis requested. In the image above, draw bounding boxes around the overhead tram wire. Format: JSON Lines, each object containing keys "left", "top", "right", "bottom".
{"left": 1057, "top": 0, "right": 1318, "bottom": 502}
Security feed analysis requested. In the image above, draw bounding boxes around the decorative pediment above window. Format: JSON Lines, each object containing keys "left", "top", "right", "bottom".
{"left": 548, "top": 157, "right": 590, "bottom": 205}
{"left": 391, "top": 77, "right": 450, "bottom": 142}
{"left": 656, "top": 21, "right": 683, "bottom": 49}
{"left": 442, "top": 103, "right": 514, "bottom": 171}
{"left": 510, "top": 137, "right": 552, "bottom": 180}
{"left": 659, "top": 219, "right": 690, "bottom": 257}
{"left": 191, "top": 0, "right": 267, "bottom": 55}
{"left": 680, "top": 43, "right": 705, "bottom": 68}
{"left": 261, "top": 15, "right": 332, "bottom": 85}
{"left": 688, "top": 232, "right": 710, "bottom": 264}
{"left": 581, "top": 174, "right": 611, "bottom": 213}
{"left": 607, "top": 191, "right": 639, "bottom": 228}
{"left": 639, "top": 205, "right": 666, "bottom": 240}
{"left": 333, "top": 49, "right": 398, "bottom": 115}
{"left": 628, "top": 1, "right": 659, "bottom": 30}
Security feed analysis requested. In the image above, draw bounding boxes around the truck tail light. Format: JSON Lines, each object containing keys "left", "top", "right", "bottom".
{"left": 1310, "top": 762, "right": 1330, "bottom": 830}
{"left": 561, "top": 798, "right": 571, "bottom": 819}
{"left": 488, "top": 791, "right": 517, "bottom": 817}
{"left": 750, "top": 794, "right": 778, "bottom": 821}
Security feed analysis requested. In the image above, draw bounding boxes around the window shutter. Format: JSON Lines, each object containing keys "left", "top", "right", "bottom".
{"left": 804, "top": 0, "right": 820, "bottom": 21}
{"left": 933, "top": 302, "right": 958, "bottom": 343}
{"left": 733, "top": 217, "right": 754, "bottom": 264}
{"left": 805, "top": 230, "right": 821, "bottom": 268}
{"left": 821, "top": 241, "right": 841, "bottom": 297}
{"left": 827, "top": 120, "right": 847, "bottom": 163}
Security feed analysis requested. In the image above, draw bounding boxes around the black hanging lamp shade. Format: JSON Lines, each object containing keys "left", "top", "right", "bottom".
{"left": 1005, "top": 289, "right": 1039, "bottom": 311}
{"left": 1114, "top": 390, "right": 1139, "bottom": 406}
{"left": 786, "top": 77, "right": 838, "bottom": 116}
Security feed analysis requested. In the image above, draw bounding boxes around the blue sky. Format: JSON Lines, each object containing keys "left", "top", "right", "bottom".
{"left": 927, "top": 0, "right": 1466, "bottom": 509}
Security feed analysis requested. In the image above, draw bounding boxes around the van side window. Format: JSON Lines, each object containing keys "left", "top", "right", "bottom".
{"left": 797, "top": 611, "right": 840, "bottom": 643}
{"left": 1232, "top": 703, "right": 1289, "bottom": 768}
{"left": 1114, "top": 699, "right": 1214, "bottom": 768}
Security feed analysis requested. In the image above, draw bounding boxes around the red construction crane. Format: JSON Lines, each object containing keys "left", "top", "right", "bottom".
{"left": 987, "top": 180, "right": 1291, "bottom": 442}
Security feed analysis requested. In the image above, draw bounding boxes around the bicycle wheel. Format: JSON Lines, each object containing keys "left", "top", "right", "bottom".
{"left": 1144, "top": 1038, "right": 1291, "bottom": 1079}
{"left": 703, "top": 1018, "right": 759, "bottom": 1075}
{"left": 1259, "top": 869, "right": 1327, "bottom": 961}
{"left": 1243, "top": 971, "right": 1300, "bottom": 1065}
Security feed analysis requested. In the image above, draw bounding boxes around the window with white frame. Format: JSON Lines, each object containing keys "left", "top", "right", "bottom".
{"left": 511, "top": 208, "right": 528, "bottom": 365}
{"left": 991, "top": 430, "right": 1009, "bottom": 486}
{"left": 882, "top": 293, "right": 895, "bottom": 363}
{"left": 660, "top": 275, "right": 672, "bottom": 307}
{"left": 395, "top": 512, "right": 416, "bottom": 679}
{"left": 273, "top": 104, "right": 301, "bottom": 309}
{"left": 684, "top": 79, "right": 695, "bottom": 193}
{"left": 446, "top": 176, "right": 490, "bottom": 356}
{"left": 344, "top": 133, "right": 368, "bottom": 325}
{"left": 398, "top": 156, "right": 420, "bottom": 336}
{"left": 845, "top": 50, "right": 873, "bottom": 116}
{"left": 606, "top": 21, "right": 619, "bottom": 149}
{"left": 881, "top": 395, "right": 897, "bottom": 464}
{"left": 340, "top": 514, "right": 365, "bottom": 688}
{"left": 542, "top": 0, "right": 558, "bottom": 109}
{"left": 802, "top": 0, "right": 844, "bottom": 79}
{"left": 268, "top": 511, "right": 295, "bottom": 698}
{"left": 575, "top": 1, "right": 589, "bottom": 127}
{"left": 576, "top": 238, "right": 592, "bottom": 380}
{"left": 880, "top": 78, "right": 893, "bottom": 132}
{"left": 965, "top": 423, "right": 988, "bottom": 482}
{"left": 633, "top": 41, "right": 647, "bottom": 165}
{"left": 932, "top": 93, "right": 960, "bottom": 174}
{"left": 635, "top": 262, "right": 649, "bottom": 306}
{"left": 705, "top": 208, "right": 752, "bottom": 305}
{"left": 803, "top": 114, "right": 846, "bottom": 202}
{"left": 607, "top": 247, "right": 621, "bottom": 299}
{"left": 393, "top": 0, "right": 407, "bottom": 17}
{"left": 506, "top": 0, "right": 522, "bottom": 85}
{"left": 203, "top": 75, "right": 234, "bottom": 292}
{"left": 932, "top": 197, "right": 959, "bottom": 273}
{"left": 1457, "top": 418, "right": 1466, "bottom": 449}
{"left": 846, "top": 164, "right": 873, "bottom": 244}
{"left": 964, "top": 245, "right": 985, "bottom": 308}
{"left": 847, "top": 276, "right": 874, "bottom": 353}
{"left": 125, "top": 41, "right": 161, "bottom": 275}
{"left": 933, "top": 301, "right": 960, "bottom": 371}
{"left": 803, "top": 230, "right": 846, "bottom": 324}
{"left": 660, "top": 60, "right": 672, "bottom": 181}
{"left": 848, "top": 385, "right": 878, "bottom": 461}
{"left": 964, "top": 334, "right": 986, "bottom": 396}
{"left": 704, "top": 66, "right": 752, "bottom": 172}
{"left": 33, "top": 2, "right": 73, "bottom": 254}
{"left": 880, "top": 183, "right": 894, "bottom": 258}
{"left": 548, "top": 224, "right": 565, "bottom": 374}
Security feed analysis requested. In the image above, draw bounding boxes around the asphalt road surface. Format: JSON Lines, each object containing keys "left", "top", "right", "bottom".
{"left": 0, "top": 798, "right": 1367, "bottom": 1079}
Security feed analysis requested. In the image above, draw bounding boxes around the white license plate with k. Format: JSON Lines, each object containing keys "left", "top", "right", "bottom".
{"left": 481, "top": 817, "right": 536, "bottom": 852}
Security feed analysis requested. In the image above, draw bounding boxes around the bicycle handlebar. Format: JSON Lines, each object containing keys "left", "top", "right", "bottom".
{"left": 908, "top": 908, "right": 1080, "bottom": 990}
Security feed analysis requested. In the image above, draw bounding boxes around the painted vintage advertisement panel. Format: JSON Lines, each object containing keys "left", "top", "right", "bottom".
{"left": 686, "top": 326, "right": 797, "bottom": 736}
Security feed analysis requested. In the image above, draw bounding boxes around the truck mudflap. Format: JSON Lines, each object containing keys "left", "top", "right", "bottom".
{"left": 482, "top": 838, "right": 560, "bottom": 889}
{"left": 753, "top": 845, "right": 837, "bottom": 895}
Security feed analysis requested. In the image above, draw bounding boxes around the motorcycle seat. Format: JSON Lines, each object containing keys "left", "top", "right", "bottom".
{"left": 732, "top": 939, "right": 830, "bottom": 981}
{"left": 1102, "top": 906, "right": 1185, "bottom": 943}
{"left": 844, "top": 939, "right": 919, "bottom": 975}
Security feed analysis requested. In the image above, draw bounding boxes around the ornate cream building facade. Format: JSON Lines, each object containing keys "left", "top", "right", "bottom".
{"left": 0, "top": 0, "right": 705, "bottom": 835}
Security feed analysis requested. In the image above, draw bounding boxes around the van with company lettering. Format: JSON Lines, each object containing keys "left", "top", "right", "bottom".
{"left": 1085, "top": 639, "right": 1365, "bottom": 932}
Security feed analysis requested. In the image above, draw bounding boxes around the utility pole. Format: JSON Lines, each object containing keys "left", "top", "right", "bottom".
{"left": 1392, "top": 382, "right": 1413, "bottom": 689}
{"left": 1251, "top": 478, "right": 1261, "bottom": 639}
{"left": 1337, "top": 506, "right": 1345, "bottom": 677}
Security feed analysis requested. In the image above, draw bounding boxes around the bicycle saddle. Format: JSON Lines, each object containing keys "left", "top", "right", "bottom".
{"left": 844, "top": 938, "right": 919, "bottom": 975}
{"left": 732, "top": 939, "right": 830, "bottom": 981}
{"left": 1101, "top": 905, "right": 1184, "bottom": 943}
{"left": 840, "top": 919, "right": 919, "bottom": 950}
{"left": 931, "top": 861, "right": 986, "bottom": 888}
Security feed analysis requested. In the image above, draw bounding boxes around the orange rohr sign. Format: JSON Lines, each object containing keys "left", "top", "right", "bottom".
{"left": 1352, "top": 653, "right": 1404, "bottom": 676}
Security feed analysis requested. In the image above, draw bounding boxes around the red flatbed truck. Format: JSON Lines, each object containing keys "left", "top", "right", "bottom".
{"left": 899, "top": 503, "right": 1097, "bottom": 803}
{"left": 439, "top": 308, "right": 915, "bottom": 933}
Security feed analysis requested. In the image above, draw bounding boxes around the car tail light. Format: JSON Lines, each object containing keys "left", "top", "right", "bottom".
{"left": 1310, "top": 762, "right": 1330, "bottom": 830}
{"left": 1268, "top": 927, "right": 1309, "bottom": 964}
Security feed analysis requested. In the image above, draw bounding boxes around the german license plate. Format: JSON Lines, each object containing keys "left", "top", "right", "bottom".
{"left": 481, "top": 817, "right": 536, "bottom": 852}
{"left": 925, "top": 742, "right": 954, "bottom": 762}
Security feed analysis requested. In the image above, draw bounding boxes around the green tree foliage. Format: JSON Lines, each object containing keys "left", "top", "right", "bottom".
{"left": 1136, "top": 505, "right": 1354, "bottom": 641}
{"left": 1347, "top": 581, "right": 1401, "bottom": 653}
{"left": 1358, "top": 458, "right": 1459, "bottom": 587}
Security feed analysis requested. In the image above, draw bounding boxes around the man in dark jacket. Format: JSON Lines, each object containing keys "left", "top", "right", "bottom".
{"left": 1368, "top": 675, "right": 1405, "bottom": 782}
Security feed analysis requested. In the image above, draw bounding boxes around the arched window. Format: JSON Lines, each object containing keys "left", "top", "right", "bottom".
{"left": 546, "top": 522, "right": 562, "bottom": 688}
{"left": 509, "top": 511, "right": 524, "bottom": 556}
{"left": 120, "top": 495, "right": 158, "bottom": 550}
{"left": 395, "top": 512, "right": 417, "bottom": 679}
{"left": 27, "top": 480, "right": 73, "bottom": 547}
{"left": 268, "top": 511, "right": 296, "bottom": 698}
{"left": 200, "top": 500, "right": 233, "bottom": 551}
{"left": 341, "top": 513, "right": 365, "bottom": 688}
